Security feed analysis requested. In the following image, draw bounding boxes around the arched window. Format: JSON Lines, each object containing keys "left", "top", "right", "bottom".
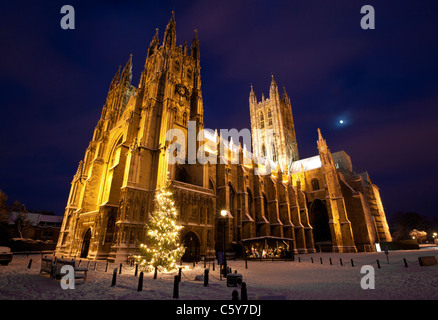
{"left": 259, "top": 111, "right": 265, "bottom": 129}
{"left": 267, "top": 108, "right": 272, "bottom": 126}
{"left": 109, "top": 136, "right": 123, "bottom": 168}
{"left": 311, "top": 178, "right": 320, "bottom": 191}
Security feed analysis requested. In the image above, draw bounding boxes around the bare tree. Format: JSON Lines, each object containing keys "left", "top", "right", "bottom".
{"left": 15, "top": 209, "right": 31, "bottom": 239}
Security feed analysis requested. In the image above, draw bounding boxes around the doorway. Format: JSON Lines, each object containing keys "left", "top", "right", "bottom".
{"left": 80, "top": 228, "right": 92, "bottom": 258}
{"left": 309, "top": 199, "right": 332, "bottom": 245}
{"left": 181, "top": 231, "right": 200, "bottom": 262}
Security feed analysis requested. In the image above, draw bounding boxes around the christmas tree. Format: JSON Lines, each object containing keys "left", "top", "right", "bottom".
{"left": 136, "top": 185, "right": 185, "bottom": 272}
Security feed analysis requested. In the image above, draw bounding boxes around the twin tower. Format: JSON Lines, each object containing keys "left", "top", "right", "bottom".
{"left": 55, "top": 12, "right": 391, "bottom": 262}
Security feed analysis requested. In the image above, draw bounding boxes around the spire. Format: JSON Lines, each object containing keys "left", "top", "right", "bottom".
{"left": 190, "top": 29, "right": 200, "bottom": 61}
{"left": 163, "top": 11, "right": 176, "bottom": 48}
{"left": 249, "top": 83, "right": 257, "bottom": 104}
{"left": 148, "top": 28, "right": 160, "bottom": 57}
{"left": 183, "top": 40, "right": 187, "bottom": 55}
{"left": 281, "top": 85, "right": 289, "bottom": 102}
{"left": 270, "top": 73, "right": 277, "bottom": 87}
{"left": 270, "top": 73, "right": 279, "bottom": 98}
{"left": 317, "top": 128, "right": 328, "bottom": 153}
{"left": 120, "top": 54, "right": 132, "bottom": 86}
{"left": 109, "top": 65, "right": 121, "bottom": 91}
{"left": 74, "top": 160, "right": 84, "bottom": 182}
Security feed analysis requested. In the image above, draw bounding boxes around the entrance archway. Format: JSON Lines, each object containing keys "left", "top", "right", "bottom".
{"left": 309, "top": 199, "right": 332, "bottom": 249}
{"left": 181, "top": 231, "right": 200, "bottom": 262}
{"left": 80, "top": 228, "right": 92, "bottom": 258}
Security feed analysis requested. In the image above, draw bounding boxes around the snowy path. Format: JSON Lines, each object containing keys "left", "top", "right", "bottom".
{"left": 1, "top": 249, "right": 437, "bottom": 300}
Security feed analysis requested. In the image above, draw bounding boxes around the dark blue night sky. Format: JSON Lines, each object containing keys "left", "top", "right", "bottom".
{"left": 1, "top": 1, "right": 438, "bottom": 222}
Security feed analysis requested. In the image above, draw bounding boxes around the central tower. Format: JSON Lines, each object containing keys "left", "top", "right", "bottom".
{"left": 249, "top": 75, "right": 299, "bottom": 172}
{"left": 138, "top": 11, "right": 204, "bottom": 190}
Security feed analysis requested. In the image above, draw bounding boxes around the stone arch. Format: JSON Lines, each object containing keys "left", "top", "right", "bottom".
{"left": 80, "top": 228, "right": 92, "bottom": 258}
{"left": 309, "top": 199, "right": 332, "bottom": 246}
{"left": 181, "top": 231, "right": 200, "bottom": 262}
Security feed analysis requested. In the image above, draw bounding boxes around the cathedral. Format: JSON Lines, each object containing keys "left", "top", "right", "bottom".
{"left": 55, "top": 13, "right": 392, "bottom": 262}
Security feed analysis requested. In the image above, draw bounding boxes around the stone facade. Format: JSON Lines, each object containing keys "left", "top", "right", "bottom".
{"left": 55, "top": 13, "right": 391, "bottom": 262}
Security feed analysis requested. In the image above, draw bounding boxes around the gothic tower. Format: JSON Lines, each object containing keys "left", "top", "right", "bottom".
{"left": 249, "top": 75, "right": 299, "bottom": 172}
{"left": 56, "top": 12, "right": 206, "bottom": 262}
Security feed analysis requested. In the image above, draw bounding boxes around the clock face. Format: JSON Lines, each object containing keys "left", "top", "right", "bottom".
{"left": 176, "top": 84, "right": 189, "bottom": 98}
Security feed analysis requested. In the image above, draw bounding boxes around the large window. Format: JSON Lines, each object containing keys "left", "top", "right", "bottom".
{"left": 311, "top": 178, "right": 320, "bottom": 191}
{"left": 259, "top": 111, "right": 265, "bottom": 129}
{"left": 267, "top": 108, "right": 272, "bottom": 126}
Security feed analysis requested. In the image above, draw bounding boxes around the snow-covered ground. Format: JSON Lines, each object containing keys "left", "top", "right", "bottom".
{"left": 1, "top": 248, "right": 437, "bottom": 300}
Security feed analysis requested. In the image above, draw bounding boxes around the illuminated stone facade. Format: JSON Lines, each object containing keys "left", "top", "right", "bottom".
{"left": 55, "top": 13, "right": 391, "bottom": 262}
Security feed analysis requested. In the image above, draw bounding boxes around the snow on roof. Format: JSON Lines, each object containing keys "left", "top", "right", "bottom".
{"left": 289, "top": 155, "right": 322, "bottom": 174}
{"left": 8, "top": 212, "right": 63, "bottom": 226}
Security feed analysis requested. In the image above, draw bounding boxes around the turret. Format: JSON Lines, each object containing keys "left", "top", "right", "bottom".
{"left": 120, "top": 54, "right": 133, "bottom": 87}
{"left": 269, "top": 73, "right": 279, "bottom": 100}
{"left": 148, "top": 28, "right": 160, "bottom": 57}
{"left": 190, "top": 29, "right": 200, "bottom": 62}
{"left": 163, "top": 11, "right": 176, "bottom": 49}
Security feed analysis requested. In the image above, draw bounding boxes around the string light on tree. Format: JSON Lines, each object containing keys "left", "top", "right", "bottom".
{"left": 135, "top": 182, "right": 185, "bottom": 273}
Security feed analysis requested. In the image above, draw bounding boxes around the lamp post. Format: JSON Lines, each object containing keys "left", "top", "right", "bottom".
{"left": 221, "top": 210, "right": 228, "bottom": 277}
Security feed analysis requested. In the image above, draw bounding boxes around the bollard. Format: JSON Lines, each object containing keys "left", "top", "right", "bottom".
{"left": 154, "top": 266, "right": 158, "bottom": 279}
{"left": 213, "top": 260, "right": 215, "bottom": 271}
{"left": 245, "top": 256, "right": 248, "bottom": 269}
{"left": 232, "top": 290, "right": 239, "bottom": 301}
{"left": 311, "top": 257, "right": 313, "bottom": 263}
{"left": 111, "top": 268, "right": 117, "bottom": 287}
{"left": 340, "top": 258, "right": 343, "bottom": 266}
{"left": 178, "top": 267, "right": 182, "bottom": 283}
{"left": 204, "top": 268, "right": 209, "bottom": 287}
{"left": 351, "top": 259, "right": 354, "bottom": 267}
{"left": 137, "top": 272, "right": 143, "bottom": 291}
{"left": 241, "top": 282, "right": 248, "bottom": 301}
{"left": 173, "top": 275, "right": 179, "bottom": 299}
{"left": 376, "top": 259, "right": 381, "bottom": 269}
{"left": 119, "top": 263, "right": 122, "bottom": 274}
{"left": 94, "top": 261, "right": 97, "bottom": 270}
{"left": 298, "top": 256, "right": 301, "bottom": 263}
{"left": 329, "top": 258, "right": 332, "bottom": 265}
{"left": 320, "top": 257, "right": 323, "bottom": 264}
{"left": 27, "top": 259, "right": 33, "bottom": 269}
{"left": 404, "top": 258, "right": 408, "bottom": 268}
{"left": 135, "top": 264, "right": 138, "bottom": 277}
{"left": 105, "top": 261, "right": 109, "bottom": 272}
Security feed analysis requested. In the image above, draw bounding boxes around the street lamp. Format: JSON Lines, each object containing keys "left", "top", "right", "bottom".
{"left": 220, "top": 210, "right": 228, "bottom": 277}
